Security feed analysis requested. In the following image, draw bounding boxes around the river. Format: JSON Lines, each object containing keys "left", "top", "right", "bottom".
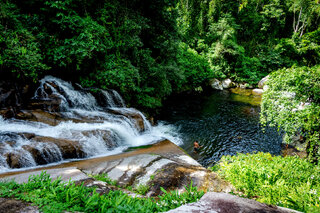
{"left": 0, "top": 77, "right": 283, "bottom": 173}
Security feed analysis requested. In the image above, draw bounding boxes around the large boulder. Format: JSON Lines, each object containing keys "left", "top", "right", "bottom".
{"left": 222, "top": 79, "right": 235, "bottom": 89}
{"left": 258, "top": 75, "right": 269, "bottom": 89}
{"left": 252, "top": 88, "right": 263, "bottom": 96}
{"left": 209, "top": 79, "right": 223, "bottom": 90}
{"left": 166, "top": 192, "right": 301, "bottom": 213}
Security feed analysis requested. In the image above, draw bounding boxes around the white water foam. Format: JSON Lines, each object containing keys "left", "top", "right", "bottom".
{"left": 34, "top": 76, "right": 100, "bottom": 111}
{"left": 101, "top": 90, "right": 125, "bottom": 108}
{"left": 0, "top": 76, "right": 183, "bottom": 173}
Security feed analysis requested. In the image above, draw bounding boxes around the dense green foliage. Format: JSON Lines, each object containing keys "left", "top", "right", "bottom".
{"left": 261, "top": 66, "right": 320, "bottom": 161}
{"left": 0, "top": 0, "right": 179, "bottom": 109}
{"left": 1, "top": 0, "right": 319, "bottom": 109}
{"left": 177, "top": 0, "right": 320, "bottom": 84}
{"left": 0, "top": 172, "right": 204, "bottom": 213}
{"left": 213, "top": 152, "right": 320, "bottom": 212}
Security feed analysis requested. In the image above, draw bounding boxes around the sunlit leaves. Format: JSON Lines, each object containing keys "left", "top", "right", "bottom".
{"left": 261, "top": 66, "right": 320, "bottom": 160}
{"left": 215, "top": 152, "right": 320, "bottom": 212}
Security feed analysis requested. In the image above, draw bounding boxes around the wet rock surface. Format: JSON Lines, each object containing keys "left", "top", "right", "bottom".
{"left": 0, "top": 76, "right": 160, "bottom": 171}
{"left": 32, "top": 136, "right": 85, "bottom": 159}
{"left": 0, "top": 167, "right": 89, "bottom": 184}
{"left": 107, "top": 108, "right": 147, "bottom": 132}
{"left": 15, "top": 110, "right": 66, "bottom": 126}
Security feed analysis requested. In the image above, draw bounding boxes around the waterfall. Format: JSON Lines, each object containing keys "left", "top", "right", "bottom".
{"left": 0, "top": 76, "right": 182, "bottom": 173}
{"left": 34, "top": 76, "right": 100, "bottom": 111}
{"left": 101, "top": 89, "right": 125, "bottom": 108}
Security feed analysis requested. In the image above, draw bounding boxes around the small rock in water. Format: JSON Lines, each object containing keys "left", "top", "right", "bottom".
{"left": 252, "top": 88, "right": 263, "bottom": 96}
{"left": 222, "top": 79, "right": 234, "bottom": 89}
{"left": 209, "top": 79, "right": 223, "bottom": 90}
{"left": 258, "top": 75, "right": 269, "bottom": 89}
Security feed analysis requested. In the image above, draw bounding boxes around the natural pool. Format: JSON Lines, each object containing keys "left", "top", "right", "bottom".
{"left": 158, "top": 89, "right": 283, "bottom": 167}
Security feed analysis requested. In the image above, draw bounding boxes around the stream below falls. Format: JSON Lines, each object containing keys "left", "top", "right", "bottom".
{"left": 158, "top": 89, "right": 283, "bottom": 167}
{"left": 0, "top": 76, "right": 283, "bottom": 173}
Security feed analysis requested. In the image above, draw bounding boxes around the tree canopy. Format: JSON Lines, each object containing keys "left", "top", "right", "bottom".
{"left": 1, "top": 0, "right": 320, "bottom": 154}
{"left": 1, "top": 0, "right": 319, "bottom": 110}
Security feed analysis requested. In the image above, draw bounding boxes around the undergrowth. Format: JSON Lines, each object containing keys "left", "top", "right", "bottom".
{"left": 0, "top": 172, "right": 204, "bottom": 213}
{"left": 212, "top": 152, "right": 320, "bottom": 212}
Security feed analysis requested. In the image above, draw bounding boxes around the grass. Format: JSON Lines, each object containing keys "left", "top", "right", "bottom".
{"left": 0, "top": 172, "right": 204, "bottom": 213}
{"left": 212, "top": 152, "right": 320, "bottom": 213}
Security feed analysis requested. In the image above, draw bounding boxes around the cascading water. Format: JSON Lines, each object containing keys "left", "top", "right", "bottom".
{"left": 0, "top": 76, "right": 182, "bottom": 173}
{"left": 100, "top": 89, "right": 126, "bottom": 108}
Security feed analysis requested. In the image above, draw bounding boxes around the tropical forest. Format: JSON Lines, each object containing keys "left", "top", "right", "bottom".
{"left": 0, "top": 0, "right": 319, "bottom": 212}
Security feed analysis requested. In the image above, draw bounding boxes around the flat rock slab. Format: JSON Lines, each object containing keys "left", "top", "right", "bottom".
{"left": 166, "top": 192, "right": 301, "bottom": 213}
{"left": 0, "top": 167, "right": 88, "bottom": 184}
{"left": 81, "top": 152, "right": 230, "bottom": 196}
{"left": 0, "top": 140, "right": 232, "bottom": 196}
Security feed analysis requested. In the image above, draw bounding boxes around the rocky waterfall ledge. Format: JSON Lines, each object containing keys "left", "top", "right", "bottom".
{"left": 0, "top": 140, "right": 300, "bottom": 213}
{"left": 0, "top": 76, "right": 180, "bottom": 172}
{"left": 0, "top": 140, "right": 233, "bottom": 195}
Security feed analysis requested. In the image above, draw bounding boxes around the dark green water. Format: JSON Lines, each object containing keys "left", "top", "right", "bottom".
{"left": 158, "top": 90, "right": 283, "bottom": 167}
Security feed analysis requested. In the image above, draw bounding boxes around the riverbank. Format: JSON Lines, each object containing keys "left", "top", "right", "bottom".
{"left": 0, "top": 140, "right": 307, "bottom": 213}
{"left": 213, "top": 152, "right": 320, "bottom": 212}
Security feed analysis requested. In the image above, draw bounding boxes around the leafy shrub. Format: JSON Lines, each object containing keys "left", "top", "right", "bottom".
{"left": 156, "top": 182, "right": 204, "bottom": 212}
{"left": 214, "top": 152, "right": 320, "bottom": 212}
{"left": 0, "top": 172, "right": 204, "bottom": 213}
{"left": 234, "top": 56, "right": 263, "bottom": 85}
{"left": 260, "top": 65, "right": 320, "bottom": 161}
